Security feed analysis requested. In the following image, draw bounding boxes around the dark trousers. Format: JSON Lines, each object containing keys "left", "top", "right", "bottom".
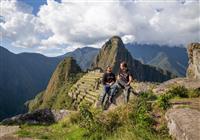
{"left": 110, "top": 82, "right": 131, "bottom": 103}
{"left": 99, "top": 85, "right": 110, "bottom": 104}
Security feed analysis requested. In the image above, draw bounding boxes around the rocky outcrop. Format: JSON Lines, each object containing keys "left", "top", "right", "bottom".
{"left": 1, "top": 109, "right": 55, "bottom": 125}
{"left": 1, "top": 109, "right": 72, "bottom": 125}
{"left": 165, "top": 108, "right": 200, "bottom": 140}
{"left": 153, "top": 77, "right": 200, "bottom": 95}
{"left": 187, "top": 43, "right": 200, "bottom": 80}
{"left": 91, "top": 36, "right": 175, "bottom": 82}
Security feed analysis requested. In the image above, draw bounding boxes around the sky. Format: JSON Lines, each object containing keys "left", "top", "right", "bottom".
{"left": 0, "top": 0, "right": 200, "bottom": 56}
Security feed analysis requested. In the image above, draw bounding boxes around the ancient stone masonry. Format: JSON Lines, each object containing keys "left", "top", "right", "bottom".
{"left": 187, "top": 43, "right": 200, "bottom": 80}
{"left": 68, "top": 71, "right": 103, "bottom": 107}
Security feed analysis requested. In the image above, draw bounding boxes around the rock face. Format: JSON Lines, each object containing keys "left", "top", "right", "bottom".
{"left": 153, "top": 77, "right": 200, "bottom": 95}
{"left": 187, "top": 43, "right": 200, "bottom": 80}
{"left": 1, "top": 109, "right": 72, "bottom": 125}
{"left": 165, "top": 108, "right": 200, "bottom": 140}
{"left": 91, "top": 36, "right": 175, "bottom": 82}
{"left": 1, "top": 109, "right": 55, "bottom": 125}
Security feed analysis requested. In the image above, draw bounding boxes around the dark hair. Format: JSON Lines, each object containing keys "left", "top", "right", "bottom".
{"left": 105, "top": 66, "right": 111, "bottom": 71}
{"left": 120, "top": 61, "right": 127, "bottom": 68}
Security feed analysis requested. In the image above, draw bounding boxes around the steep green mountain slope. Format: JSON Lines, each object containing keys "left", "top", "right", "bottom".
{"left": 91, "top": 36, "right": 176, "bottom": 82}
{"left": 28, "top": 57, "right": 83, "bottom": 111}
{"left": 0, "top": 46, "right": 61, "bottom": 120}
{"left": 59, "top": 47, "right": 99, "bottom": 71}
{"left": 126, "top": 43, "right": 188, "bottom": 76}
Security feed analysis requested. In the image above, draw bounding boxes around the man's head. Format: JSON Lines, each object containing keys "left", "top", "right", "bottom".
{"left": 106, "top": 66, "right": 112, "bottom": 73}
{"left": 120, "top": 61, "right": 128, "bottom": 71}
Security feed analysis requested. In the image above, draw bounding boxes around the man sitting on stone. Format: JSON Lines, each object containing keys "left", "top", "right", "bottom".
{"left": 99, "top": 66, "right": 116, "bottom": 106}
{"left": 109, "top": 62, "right": 133, "bottom": 103}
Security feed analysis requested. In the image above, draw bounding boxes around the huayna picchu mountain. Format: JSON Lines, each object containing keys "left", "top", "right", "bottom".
{"left": 91, "top": 36, "right": 176, "bottom": 82}
{"left": 28, "top": 57, "right": 83, "bottom": 111}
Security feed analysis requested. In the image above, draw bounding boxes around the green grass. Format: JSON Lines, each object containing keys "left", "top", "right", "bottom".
{"left": 17, "top": 123, "right": 86, "bottom": 140}
{"left": 17, "top": 92, "right": 171, "bottom": 140}
{"left": 18, "top": 85, "right": 200, "bottom": 140}
{"left": 156, "top": 86, "right": 200, "bottom": 110}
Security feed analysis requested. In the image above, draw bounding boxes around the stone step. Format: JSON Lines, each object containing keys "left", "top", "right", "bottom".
{"left": 83, "top": 75, "right": 102, "bottom": 78}
{"left": 68, "top": 91, "right": 80, "bottom": 99}
{"left": 78, "top": 80, "right": 98, "bottom": 85}
{"left": 75, "top": 84, "right": 95, "bottom": 90}
{"left": 76, "top": 94, "right": 96, "bottom": 104}
{"left": 85, "top": 73, "right": 103, "bottom": 76}
{"left": 79, "top": 77, "right": 98, "bottom": 81}
{"left": 76, "top": 90, "right": 97, "bottom": 100}
{"left": 82, "top": 74, "right": 102, "bottom": 78}
{"left": 78, "top": 86, "right": 96, "bottom": 92}
{"left": 79, "top": 90, "right": 98, "bottom": 98}
{"left": 87, "top": 91, "right": 100, "bottom": 98}
{"left": 70, "top": 83, "right": 96, "bottom": 91}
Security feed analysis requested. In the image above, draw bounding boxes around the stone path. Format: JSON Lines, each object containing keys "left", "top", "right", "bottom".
{"left": 0, "top": 125, "right": 34, "bottom": 140}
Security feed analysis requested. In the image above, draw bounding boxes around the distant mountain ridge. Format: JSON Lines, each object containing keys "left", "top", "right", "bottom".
{"left": 59, "top": 43, "right": 188, "bottom": 76}
{"left": 125, "top": 43, "right": 188, "bottom": 76}
{"left": 91, "top": 36, "right": 176, "bottom": 82}
{"left": 59, "top": 47, "right": 99, "bottom": 71}
{"left": 0, "top": 46, "right": 61, "bottom": 120}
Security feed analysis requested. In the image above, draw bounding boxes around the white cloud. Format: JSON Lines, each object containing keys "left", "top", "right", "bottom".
{"left": 122, "top": 35, "right": 136, "bottom": 44}
{"left": 0, "top": 0, "right": 199, "bottom": 56}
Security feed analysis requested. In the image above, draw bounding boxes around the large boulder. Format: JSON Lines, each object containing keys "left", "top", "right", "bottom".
{"left": 1, "top": 109, "right": 72, "bottom": 125}
{"left": 187, "top": 43, "right": 200, "bottom": 80}
{"left": 153, "top": 77, "right": 200, "bottom": 95}
{"left": 165, "top": 108, "right": 200, "bottom": 140}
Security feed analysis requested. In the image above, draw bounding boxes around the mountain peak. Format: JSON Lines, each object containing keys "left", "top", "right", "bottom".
{"left": 91, "top": 36, "right": 128, "bottom": 72}
{"left": 40, "top": 57, "right": 82, "bottom": 106}
{"left": 105, "top": 36, "right": 124, "bottom": 50}
{"left": 91, "top": 36, "right": 175, "bottom": 82}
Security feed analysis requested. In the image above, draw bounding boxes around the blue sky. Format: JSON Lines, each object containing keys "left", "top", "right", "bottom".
{"left": 18, "top": 0, "right": 48, "bottom": 15}
{"left": 18, "top": 0, "right": 61, "bottom": 15}
{"left": 0, "top": 0, "right": 199, "bottom": 56}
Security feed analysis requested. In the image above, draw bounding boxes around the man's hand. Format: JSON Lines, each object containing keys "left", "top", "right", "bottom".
{"left": 109, "top": 82, "right": 114, "bottom": 86}
{"left": 126, "top": 82, "right": 130, "bottom": 86}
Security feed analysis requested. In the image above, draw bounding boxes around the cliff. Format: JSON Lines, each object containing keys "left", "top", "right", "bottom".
{"left": 187, "top": 43, "right": 200, "bottom": 80}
